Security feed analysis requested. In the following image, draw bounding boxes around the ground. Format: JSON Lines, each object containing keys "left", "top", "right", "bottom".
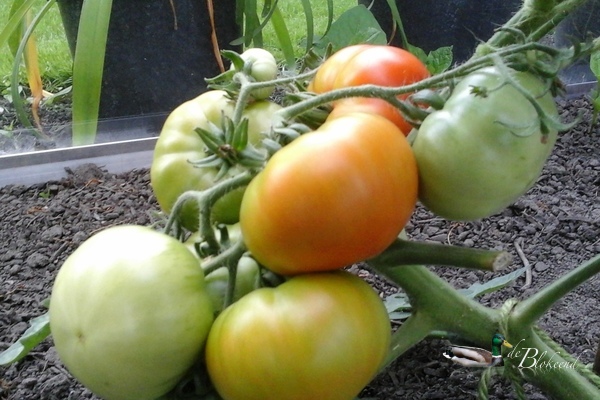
{"left": 0, "top": 95, "right": 599, "bottom": 399}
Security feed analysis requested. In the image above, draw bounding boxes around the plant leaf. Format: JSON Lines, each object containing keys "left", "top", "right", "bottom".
{"left": 71, "top": 0, "right": 113, "bottom": 146}
{"left": 384, "top": 266, "right": 528, "bottom": 320}
{"left": 312, "top": 5, "right": 387, "bottom": 55}
{"left": 590, "top": 51, "right": 600, "bottom": 78}
{"left": 0, "top": 312, "right": 51, "bottom": 365}
{"left": 269, "top": 4, "right": 295, "bottom": 70}
{"left": 458, "top": 266, "right": 529, "bottom": 299}
{"left": 426, "top": 46, "right": 454, "bottom": 75}
{"left": 0, "top": 0, "right": 37, "bottom": 48}
{"left": 299, "top": 0, "right": 314, "bottom": 54}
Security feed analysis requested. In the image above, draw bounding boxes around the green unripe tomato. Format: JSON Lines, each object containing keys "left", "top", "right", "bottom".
{"left": 49, "top": 225, "right": 214, "bottom": 400}
{"left": 413, "top": 66, "right": 559, "bottom": 220}
{"left": 235, "top": 48, "right": 278, "bottom": 99}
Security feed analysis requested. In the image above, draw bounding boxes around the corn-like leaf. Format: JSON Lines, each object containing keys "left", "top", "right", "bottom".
{"left": 0, "top": 0, "right": 37, "bottom": 48}
{"left": 270, "top": 4, "right": 295, "bottom": 70}
{"left": 385, "top": 0, "right": 408, "bottom": 48}
{"left": 71, "top": 0, "right": 113, "bottom": 146}
{"left": 299, "top": 0, "right": 314, "bottom": 54}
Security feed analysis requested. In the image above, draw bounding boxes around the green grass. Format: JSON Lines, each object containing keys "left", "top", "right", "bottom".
{"left": 0, "top": 0, "right": 356, "bottom": 90}
{"left": 0, "top": 0, "right": 72, "bottom": 91}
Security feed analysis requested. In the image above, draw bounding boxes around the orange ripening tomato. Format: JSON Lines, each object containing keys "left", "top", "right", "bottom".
{"left": 309, "top": 44, "right": 430, "bottom": 135}
{"left": 240, "top": 112, "right": 418, "bottom": 275}
{"left": 328, "top": 97, "right": 414, "bottom": 135}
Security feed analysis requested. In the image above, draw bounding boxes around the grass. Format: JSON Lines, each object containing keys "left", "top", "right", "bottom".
{"left": 0, "top": 0, "right": 72, "bottom": 91}
{"left": 0, "top": 0, "right": 356, "bottom": 90}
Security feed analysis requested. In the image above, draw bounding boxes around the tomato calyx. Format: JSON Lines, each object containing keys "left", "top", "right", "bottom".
{"left": 192, "top": 116, "right": 266, "bottom": 178}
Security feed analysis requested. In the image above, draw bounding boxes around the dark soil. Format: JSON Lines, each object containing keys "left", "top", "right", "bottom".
{"left": 1, "top": 96, "right": 599, "bottom": 400}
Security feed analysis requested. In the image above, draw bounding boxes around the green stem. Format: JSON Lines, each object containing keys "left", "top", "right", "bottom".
{"left": 164, "top": 172, "right": 253, "bottom": 253}
{"left": 511, "top": 253, "right": 600, "bottom": 327}
{"left": 483, "top": 0, "right": 589, "bottom": 49}
{"left": 369, "top": 262, "right": 500, "bottom": 352}
{"left": 202, "top": 239, "right": 247, "bottom": 276}
{"left": 371, "top": 238, "right": 511, "bottom": 272}
{"left": 380, "top": 312, "right": 434, "bottom": 370}
{"left": 504, "top": 327, "right": 600, "bottom": 399}
{"left": 276, "top": 42, "right": 555, "bottom": 123}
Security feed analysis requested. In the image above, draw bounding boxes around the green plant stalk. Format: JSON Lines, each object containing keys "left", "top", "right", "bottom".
{"left": 275, "top": 41, "right": 560, "bottom": 123}
{"left": 164, "top": 171, "right": 254, "bottom": 251}
{"left": 505, "top": 326, "right": 600, "bottom": 399}
{"left": 511, "top": 253, "right": 600, "bottom": 327}
{"left": 369, "top": 261, "right": 501, "bottom": 362}
{"left": 372, "top": 238, "right": 511, "bottom": 272}
{"left": 482, "top": 0, "right": 589, "bottom": 50}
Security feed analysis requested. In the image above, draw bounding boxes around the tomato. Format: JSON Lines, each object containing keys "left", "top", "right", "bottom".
{"left": 233, "top": 48, "right": 278, "bottom": 100}
{"left": 49, "top": 225, "right": 214, "bottom": 400}
{"left": 240, "top": 112, "right": 418, "bottom": 275}
{"left": 151, "top": 90, "right": 281, "bottom": 230}
{"left": 412, "top": 66, "right": 559, "bottom": 220}
{"left": 309, "top": 44, "right": 430, "bottom": 135}
{"left": 307, "top": 44, "right": 370, "bottom": 93}
{"left": 205, "top": 271, "right": 391, "bottom": 400}
{"left": 327, "top": 96, "right": 414, "bottom": 134}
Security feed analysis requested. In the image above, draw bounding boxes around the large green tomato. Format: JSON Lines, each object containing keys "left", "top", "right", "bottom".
{"left": 151, "top": 90, "right": 281, "bottom": 230}
{"left": 205, "top": 271, "right": 391, "bottom": 400}
{"left": 49, "top": 225, "right": 214, "bottom": 400}
{"left": 412, "top": 66, "right": 559, "bottom": 220}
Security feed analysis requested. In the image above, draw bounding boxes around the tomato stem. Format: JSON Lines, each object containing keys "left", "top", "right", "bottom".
{"left": 371, "top": 238, "right": 511, "bottom": 272}
{"left": 510, "top": 253, "right": 600, "bottom": 327}
{"left": 274, "top": 42, "right": 564, "bottom": 126}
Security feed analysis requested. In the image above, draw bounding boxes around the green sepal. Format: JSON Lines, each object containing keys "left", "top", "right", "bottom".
{"left": 195, "top": 126, "right": 225, "bottom": 156}
{"left": 409, "top": 89, "right": 447, "bottom": 110}
{"left": 231, "top": 118, "right": 250, "bottom": 152}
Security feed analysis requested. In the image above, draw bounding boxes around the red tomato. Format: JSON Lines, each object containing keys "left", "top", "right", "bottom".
{"left": 309, "top": 45, "right": 429, "bottom": 135}
{"left": 240, "top": 112, "right": 418, "bottom": 275}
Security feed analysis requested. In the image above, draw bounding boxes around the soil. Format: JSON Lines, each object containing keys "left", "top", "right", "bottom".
{"left": 0, "top": 95, "right": 599, "bottom": 400}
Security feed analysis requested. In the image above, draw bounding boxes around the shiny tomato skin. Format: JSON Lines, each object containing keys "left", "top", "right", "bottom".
{"left": 240, "top": 112, "right": 418, "bottom": 275}
{"left": 49, "top": 225, "right": 214, "bottom": 400}
{"left": 307, "top": 44, "right": 371, "bottom": 93}
{"left": 413, "top": 66, "right": 559, "bottom": 220}
{"left": 327, "top": 96, "right": 414, "bottom": 135}
{"left": 205, "top": 271, "right": 391, "bottom": 400}
{"left": 309, "top": 45, "right": 429, "bottom": 134}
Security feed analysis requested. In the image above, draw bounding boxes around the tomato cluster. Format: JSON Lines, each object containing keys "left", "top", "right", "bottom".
{"left": 48, "top": 45, "right": 560, "bottom": 400}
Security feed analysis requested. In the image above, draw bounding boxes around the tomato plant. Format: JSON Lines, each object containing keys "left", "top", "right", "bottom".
{"left": 205, "top": 271, "right": 391, "bottom": 400}
{"left": 49, "top": 225, "right": 214, "bottom": 400}
{"left": 240, "top": 112, "right": 418, "bottom": 275}
{"left": 151, "top": 90, "right": 281, "bottom": 230}
{"left": 308, "top": 44, "right": 430, "bottom": 134}
{"left": 412, "top": 66, "right": 559, "bottom": 220}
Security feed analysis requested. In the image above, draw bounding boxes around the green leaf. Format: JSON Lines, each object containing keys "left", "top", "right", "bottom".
{"left": 408, "top": 45, "right": 453, "bottom": 75}
{"left": 458, "top": 266, "right": 529, "bottom": 299}
{"left": 0, "top": 0, "right": 37, "bottom": 49}
{"left": 313, "top": 5, "right": 387, "bottom": 55}
{"left": 269, "top": 4, "right": 295, "bottom": 70}
{"left": 299, "top": 0, "right": 314, "bottom": 54}
{"left": 426, "top": 46, "right": 453, "bottom": 75}
{"left": 0, "top": 312, "right": 51, "bottom": 365}
{"left": 590, "top": 51, "right": 600, "bottom": 78}
{"left": 71, "top": 0, "right": 113, "bottom": 146}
